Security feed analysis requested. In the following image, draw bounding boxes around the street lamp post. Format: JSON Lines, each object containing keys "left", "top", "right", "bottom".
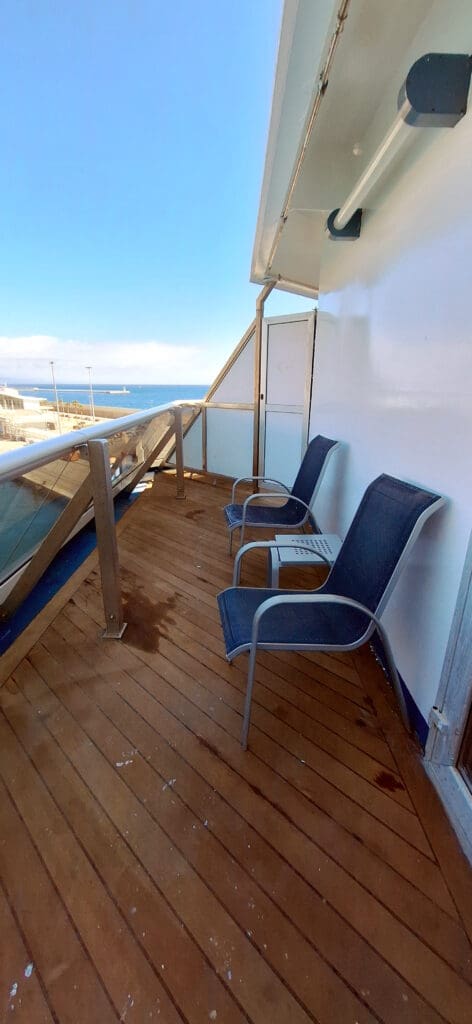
{"left": 86, "top": 365, "right": 96, "bottom": 423}
{"left": 50, "top": 360, "right": 62, "bottom": 433}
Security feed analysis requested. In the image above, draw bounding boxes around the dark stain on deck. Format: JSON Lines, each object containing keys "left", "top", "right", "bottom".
{"left": 374, "top": 769, "right": 405, "bottom": 792}
{"left": 197, "top": 735, "right": 220, "bottom": 759}
{"left": 185, "top": 508, "right": 205, "bottom": 520}
{"left": 122, "top": 586, "right": 176, "bottom": 652}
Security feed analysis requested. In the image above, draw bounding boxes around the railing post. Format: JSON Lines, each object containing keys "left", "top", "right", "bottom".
{"left": 174, "top": 408, "right": 186, "bottom": 499}
{"left": 201, "top": 405, "right": 208, "bottom": 472}
{"left": 88, "top": 439, "right": 127, "bottom": 639}
{"left": 252, "top": 281, "right": 275, "bottom": 484}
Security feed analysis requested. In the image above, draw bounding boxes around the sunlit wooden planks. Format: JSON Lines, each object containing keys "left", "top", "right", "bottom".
{"left": 0, "top": 471, "right": 471, "bottom": 1024}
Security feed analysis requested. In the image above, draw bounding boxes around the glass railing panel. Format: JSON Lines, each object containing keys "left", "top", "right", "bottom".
{"left": 108, "top": 411, "right": 173, "bottom": 486}
{"left": 0, "top": 401, "right": 200, "bottom": 593}
{"left": 0, "top": 444, "right": 90, "bottom": 583}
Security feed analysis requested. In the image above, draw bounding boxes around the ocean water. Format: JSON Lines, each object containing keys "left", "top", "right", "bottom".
{"left": 14, "top": 383, "right": 209, "bottom": 411}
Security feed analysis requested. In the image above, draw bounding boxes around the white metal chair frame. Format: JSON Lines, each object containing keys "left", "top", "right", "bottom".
{"left": 225, "top": 496, "right": 445, "bottom": 749}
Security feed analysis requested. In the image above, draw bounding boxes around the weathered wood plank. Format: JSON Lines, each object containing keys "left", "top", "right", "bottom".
{"left": 0, "top": 756, "right": 117, "bottom": 1024}
{"left": 1, "top": 472, "right": 471, "bottom": 1024}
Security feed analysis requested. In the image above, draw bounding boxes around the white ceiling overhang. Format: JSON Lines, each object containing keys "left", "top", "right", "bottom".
{"left": 251, "top": 0, "right": 472, "bottom": 295}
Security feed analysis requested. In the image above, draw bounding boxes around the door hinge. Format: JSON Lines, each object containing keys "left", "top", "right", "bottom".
{"left": 429, "top": 706, "right": 450, "bottom": 734}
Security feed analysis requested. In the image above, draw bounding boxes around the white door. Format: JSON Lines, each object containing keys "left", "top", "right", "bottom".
{"left": 259, "top": 313, "right": 315, "bottom": 488}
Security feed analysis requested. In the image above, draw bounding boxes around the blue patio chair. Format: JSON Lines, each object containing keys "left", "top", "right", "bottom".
{"left": 223, "top": 434, "right": 339, "bottom": 553}
{"left": 217, "top": 474, "right": 445, "bottom": 748}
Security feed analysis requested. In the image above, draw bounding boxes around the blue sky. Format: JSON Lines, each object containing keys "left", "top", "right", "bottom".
{"left": 0, "top": 0, "right": 312, "bottom": 384}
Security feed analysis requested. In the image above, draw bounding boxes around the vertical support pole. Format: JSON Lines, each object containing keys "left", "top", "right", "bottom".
{"left": 174, "top": 407, "right": 186, "bottom": 499}
{"left": 88, "top": 438, "right": 127, "bottom": 639}
{"left": 201, "top": 405, "right": 208, "bottom": 472}
{"left": 252, "top": 281, "right": 275, "bottom": 483}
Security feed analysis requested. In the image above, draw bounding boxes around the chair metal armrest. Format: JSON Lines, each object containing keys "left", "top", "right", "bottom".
{"left": 249, "top": 593, "right": 410, "bottom": 732}
{"left": 232, "top": 540, "right": 331, "bottom": 586}
{"left": 231, "top": 476, "right": 291, "bottom": 503}
{"left": 240, "top": 491, "right": 313, "bottom": 525}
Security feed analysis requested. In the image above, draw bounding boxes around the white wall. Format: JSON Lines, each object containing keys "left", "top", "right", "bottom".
{"left": 175, "top": 334, "right": 255, "bottom": 472}
{"left": 206, "top": 408, "right": 253, "bottom": 478}
{"left": 310, "top": 92, "right": 472, "bottom": 721}
{"left": 182, "top": 416, "right": 203, "bottom": 470}
{"left": 211, "top": 336, "right": 254, "bottom": 404}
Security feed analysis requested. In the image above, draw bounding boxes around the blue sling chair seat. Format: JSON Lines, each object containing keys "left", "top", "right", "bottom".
{"left": 217, "top": 474, "right": 445, "bottom": 748}
{"left": 223, "top": 434, "right": 339, "bottom": 553}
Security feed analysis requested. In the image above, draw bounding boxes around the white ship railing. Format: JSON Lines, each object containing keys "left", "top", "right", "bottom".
{"left": 0, "top": 400, "right": 202, "bottom": 639}
{"left": 0, "top": 293, "right": 275, "bottom": 645}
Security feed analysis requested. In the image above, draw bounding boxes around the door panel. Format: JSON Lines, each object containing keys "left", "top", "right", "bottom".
{"left": 264, "top": 411, "right": 304, "bottom": 489}
{"left": 260, "top": 313, "right": 315, "bottom": 486}
{"left": 265, "top": 320, "right": 311, "bottom": 406}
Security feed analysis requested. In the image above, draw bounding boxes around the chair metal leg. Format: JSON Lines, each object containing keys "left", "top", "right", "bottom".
{"left": 269, "top": 548, "right": 279, "bottom": 587}
{"left": 229, "top": 529, "right": 233, "bottom": 554}
{"left": 241, "top": 644, "right": 258, "bottom": 749}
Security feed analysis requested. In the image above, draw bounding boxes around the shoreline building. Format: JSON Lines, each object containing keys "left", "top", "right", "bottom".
{"left": 0, "top": 386, "right": 55, "bottom": 444}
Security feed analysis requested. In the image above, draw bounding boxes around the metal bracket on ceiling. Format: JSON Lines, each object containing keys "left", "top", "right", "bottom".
{"left": 326, "top": 208, "right": 362, "bottom": 241}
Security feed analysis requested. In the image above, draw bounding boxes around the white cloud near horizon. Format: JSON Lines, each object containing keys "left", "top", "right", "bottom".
{"left": 0, "top": 335, "right": 222, "bottom": 386}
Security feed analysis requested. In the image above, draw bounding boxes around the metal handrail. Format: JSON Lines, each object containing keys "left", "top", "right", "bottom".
{"left": 0, "top": 399, "right": 202, "bottom": 483}
{"left": 0, "top": 398, "right": 201, "bottom": 629}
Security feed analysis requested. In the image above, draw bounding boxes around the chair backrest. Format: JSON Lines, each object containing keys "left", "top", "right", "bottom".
{"left": 291, "top": 435, "right": 339, "bottom": 508}
{"left": 321, "top": 474, "right": 445, "bottom": 614}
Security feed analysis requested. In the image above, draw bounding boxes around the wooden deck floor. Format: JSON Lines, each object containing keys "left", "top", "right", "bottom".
{"left": 1, "top": 472, "right": 472, "bottom": 1023}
